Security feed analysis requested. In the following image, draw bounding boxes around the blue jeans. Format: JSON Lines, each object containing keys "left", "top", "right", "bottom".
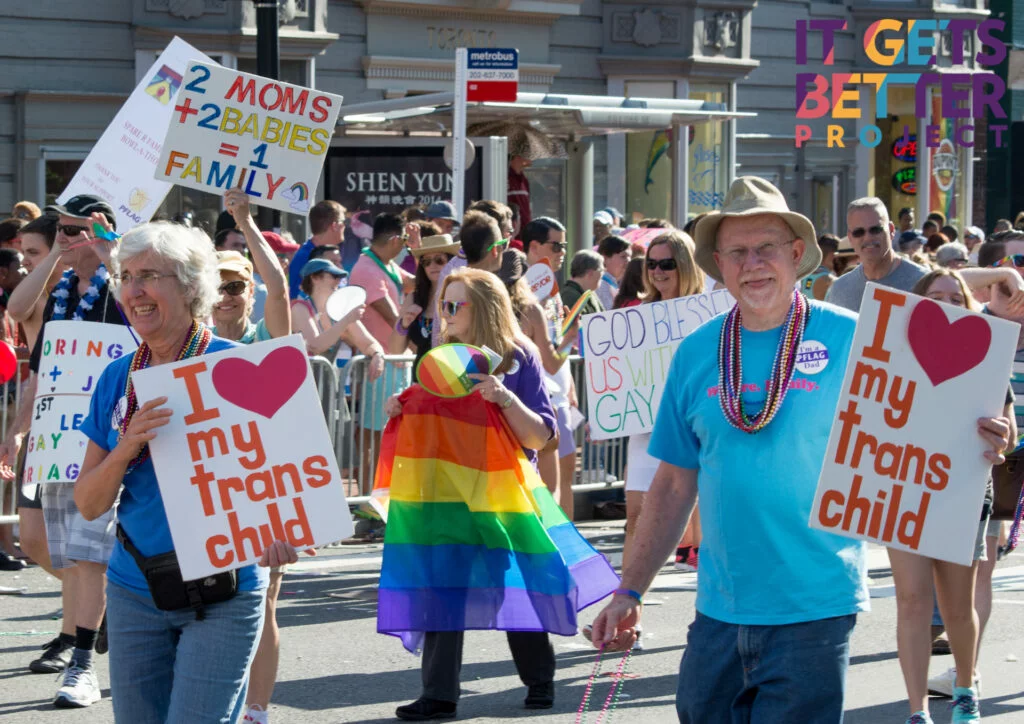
{"left": 676, "top": 612, "right": 856, "bottom": 724}
{"left": 106, "top": 582, "right": 266, "bottom": 724}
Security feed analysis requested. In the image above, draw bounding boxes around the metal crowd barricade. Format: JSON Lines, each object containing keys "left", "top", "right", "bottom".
{"left": 0, "top": 369, "right": 31, "bottom": 526}
{"left": 306, "top": 354, "right": 625, "bottom": 507}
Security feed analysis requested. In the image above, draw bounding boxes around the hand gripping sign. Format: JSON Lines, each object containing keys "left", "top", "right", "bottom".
{"left": 155, "top": 62, "right": 343, "bottom": 215}
{"left": 809, "top": 284, "right": 1018, "bottom": 566}
{"left": 132, "top": 335, "right": 353, "bottom": 580}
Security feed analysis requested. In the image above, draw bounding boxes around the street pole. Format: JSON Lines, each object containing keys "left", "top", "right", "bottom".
{"left": 254, "top": 0, "right": 281, "bottom": 230}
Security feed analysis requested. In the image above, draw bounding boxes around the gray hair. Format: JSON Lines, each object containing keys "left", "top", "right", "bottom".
{"left": 847, "top": 197, "right": 891, "bottom": 226}
{"left": 570, "top": 249, "right": 603, "bottom": 278}
{"left": 111, "top": 221, "right": 221, "bottom": 320}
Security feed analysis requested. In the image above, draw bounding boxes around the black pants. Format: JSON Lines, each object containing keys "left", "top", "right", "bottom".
{"left": 421, "top": 630, "right": 555, "bottom": 703}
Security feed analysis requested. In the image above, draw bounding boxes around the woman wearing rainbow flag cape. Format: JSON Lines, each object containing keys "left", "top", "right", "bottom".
{"left": 373, "top": 268, "right": 619, "bottom": 721}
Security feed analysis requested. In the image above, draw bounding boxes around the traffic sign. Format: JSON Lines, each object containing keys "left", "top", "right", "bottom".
{"left": 466, "top": 48, "right": 519, "bottom": 103}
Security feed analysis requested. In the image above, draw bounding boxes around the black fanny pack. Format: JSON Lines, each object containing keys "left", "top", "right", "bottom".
{"left": 116, "top": 525, "right": 237, "bottom": 620}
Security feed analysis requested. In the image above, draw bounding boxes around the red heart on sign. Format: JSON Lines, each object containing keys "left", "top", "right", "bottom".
{"left": 211, "top": 345, "right": 308, "bottom": 418}
{"left": 906, "top": 298, "right": 991, "bottom": 386}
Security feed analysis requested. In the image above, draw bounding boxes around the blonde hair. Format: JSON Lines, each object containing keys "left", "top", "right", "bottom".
{"left": 911, "top": 268, "right": 981, "bottom": 312}
{"left": 439, "top": 267, "right": 524, "bottom": 374}
{"left": 643, "top": 231, "right": 705, "bottom": 301}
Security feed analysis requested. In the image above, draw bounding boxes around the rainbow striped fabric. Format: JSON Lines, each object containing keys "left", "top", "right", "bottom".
{"left": 371, "top": 387, "right": 620, "bottom": 653}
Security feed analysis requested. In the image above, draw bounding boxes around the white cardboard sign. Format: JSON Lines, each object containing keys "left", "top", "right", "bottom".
{"left": 580, "top": 289, "right": 735, "bottom": 440}
{"left": 809, "top": 283, "right": 1019, "bottom": 565}
{"left": 25, "top": 322, "right": 137, "bottom": 485}
{"left": 59, "top": 37, "right": 215, "bottom": 232}
{"left": 132, "top": 335, "right": 353, "bottom": 580}
{"left": 155, "top": 62, "right": 343, "bottom": 215}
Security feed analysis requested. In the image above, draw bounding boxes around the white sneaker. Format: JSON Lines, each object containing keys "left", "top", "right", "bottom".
{"left": 927, "top": 666, "right": 981, "bottom": 698}
{"left": 243, "top": 704, "right": 270, "bottom": 724}
{"left": 632, "top": 627, "right": 645, "bottom": 651}
{"left": 53, "top": 664, "right": 101, "bottom": 708}
{"left": 581, "top": 468, "right": 617, "bottom": 484}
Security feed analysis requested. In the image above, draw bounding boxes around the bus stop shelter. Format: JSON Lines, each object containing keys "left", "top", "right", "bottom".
{"left": 335, "top": 91, "right": 753, "bottom": 251}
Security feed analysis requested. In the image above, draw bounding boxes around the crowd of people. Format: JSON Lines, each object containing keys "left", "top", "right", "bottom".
{"left": 0, "top": 176, "right": 1022, "bottom": 724}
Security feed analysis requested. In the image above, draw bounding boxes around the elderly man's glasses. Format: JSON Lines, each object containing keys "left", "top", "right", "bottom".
{"left": 718, "top": 240, "right": 796, "bottom": 266}
{"left": 57, "top": 224, "right": 90, "bottom": 238}
{"left": 850, "top": 225, "right": 885, "bottom": 238}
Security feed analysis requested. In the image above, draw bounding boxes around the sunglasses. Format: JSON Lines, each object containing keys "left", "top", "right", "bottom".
{"left": 57, "top": 224, "right": 90, "bottom": 237}
{"left": 484, "top": 237, "right": 510, "bottom": 254}
{"left": 850, "top": 225, "right": 885, "bottom": 238}
{"left": 420, "top": 255, "right": 449, "bottom": 268}
{"left": 646, "top": 258, "right": 678, "bottom": 271}
{"left": 441, "top": 300, "right": 470, "bottom": 317}
{"left": 218, "top": 280, "right": 248, "bottom": 296}
{"left": 993, "top": 254, "right": 1024, "bottom": 268}
{"left": 543, "top": 240, "right": 567, "bottom": 253}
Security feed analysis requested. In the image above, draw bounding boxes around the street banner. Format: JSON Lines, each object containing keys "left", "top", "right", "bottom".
{"left": 25, "top": 322, "right": 137, "bottom": 486}
{"left": 155, "top": 62, "right": 343, "bottom": 215}
{"left": 580, "top": 289, "right": 736, "bottom": 440}
{"left": 59, "top": 37, "right": 214, "bottom": 232}
{"left": 132, "top": 335, "right": 353, "bottom": 580}
{"left": 810, "top": 283, "right": 1018, "bottom": 565}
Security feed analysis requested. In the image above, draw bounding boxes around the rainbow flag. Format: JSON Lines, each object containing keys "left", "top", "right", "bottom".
{"left": 372, "top": 387, "right": 620, "bottom": 653}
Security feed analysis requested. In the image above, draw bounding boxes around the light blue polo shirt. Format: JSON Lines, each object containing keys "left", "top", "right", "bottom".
{"left": 649, "top": 300, "right": 869, "bottom": 625}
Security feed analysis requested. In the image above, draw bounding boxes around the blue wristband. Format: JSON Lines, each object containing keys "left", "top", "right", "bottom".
{"left": 614, "top": 587, "right": 642, "bottom": 603}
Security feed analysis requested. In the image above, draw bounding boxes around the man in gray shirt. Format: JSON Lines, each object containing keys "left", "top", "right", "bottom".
{"left": 826, "top": 197, "right": 928, "bottom": 312}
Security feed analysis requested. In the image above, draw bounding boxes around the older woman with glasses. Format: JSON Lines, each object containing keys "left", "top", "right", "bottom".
{"left": 73, "top": 221, "right": 303, "bottom": 723}
{"left": 388, "top": 234, "right": 459, "bottom": 376}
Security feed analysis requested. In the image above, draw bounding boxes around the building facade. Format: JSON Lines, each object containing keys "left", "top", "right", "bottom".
{"left": 0, "top": 0, "right": 1002, "bottom": 238}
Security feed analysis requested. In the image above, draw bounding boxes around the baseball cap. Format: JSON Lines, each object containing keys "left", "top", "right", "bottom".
{"left": 261, "top": 231, "right": 300, "bottom": 254}
{"left": 49, "top": 195, "right": 116, "bottom": 228}
{"left": 899, "top": 233, "right": 927, "bottom": 252}
{"left": 603, "top": 207, "right": 623, "bottom": 221}
{"left": 216, "top": 251, "right": 254, "bottom": 282}
{"left": 300, "top": 258, "right": 347, "bottom": 279}
{"left": 426, "top": 201, "right": 459, "bottom": 222}
{"left": 964, "top": 225, "right": 985, "bottom": 241}
{"left": 593, "top": 211, "right": 614, "bottom": 226}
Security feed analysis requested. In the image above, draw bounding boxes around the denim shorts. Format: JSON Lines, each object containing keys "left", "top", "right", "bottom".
{"left": 106, "top": 582, "right": 265, "bottom": 724}
{"left": 677, "top": 611, "right": 857, "bottom": 724}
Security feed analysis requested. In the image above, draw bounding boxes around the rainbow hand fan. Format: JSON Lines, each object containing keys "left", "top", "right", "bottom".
{"left": 415, "top": 343, "right": 500, "bottom": 398}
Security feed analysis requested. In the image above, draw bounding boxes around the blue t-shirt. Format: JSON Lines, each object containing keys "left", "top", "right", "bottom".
{"left": 80, "top": 336, "right": 269, "bottom": 594}
{"left": 288, "top": 239, "right": 314, "bottom": 299}
{"left": 649, "top": 300, "right": 869, "bottom": 625}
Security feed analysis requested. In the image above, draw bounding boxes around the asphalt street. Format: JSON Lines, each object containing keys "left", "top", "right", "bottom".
{"left": 3, "top": 521, "right": 1024, "bottom": 723}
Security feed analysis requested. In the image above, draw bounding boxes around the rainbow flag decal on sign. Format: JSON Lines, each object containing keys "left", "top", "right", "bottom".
{"left": 415, "top": 343, "right": 499, "bottom": 398}
{"left": 371, "top": 388, "right": 620, "bottom": 653}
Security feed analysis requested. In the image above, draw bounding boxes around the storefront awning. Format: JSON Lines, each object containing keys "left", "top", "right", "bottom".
{"left": 337, "top": 91, "right": 754, "bottom": 139}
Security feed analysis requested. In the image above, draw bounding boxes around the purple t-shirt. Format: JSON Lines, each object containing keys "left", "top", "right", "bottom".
{"left": 497, "top": 345, "right": 557, "bottom": 466}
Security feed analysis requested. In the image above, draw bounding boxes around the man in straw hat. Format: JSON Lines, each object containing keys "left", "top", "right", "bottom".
{"left": 588, "top": 177, "right": 1012, "bottom": 722}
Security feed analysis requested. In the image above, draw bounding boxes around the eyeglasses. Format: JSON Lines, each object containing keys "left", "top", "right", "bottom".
{"left": 484, "top": 237, "right": 510, "bottom": 254}
{"left": 543, "top": 240, "right": 567, "bottom": 253}
{"left": 441, "top": 300, "right": 470, "bottom": 317}
{"left": 646, "top": 258, "right": 678, "bottom": 272}
{"left": 718, "top": 239, "right": 797, "bottom": 266}
{"left": 850, "top": 225, "right": 886, "bottom": 238}
{"left": 993, "top": 254, "right": 1024, "bottom": 268}
{"left": 116, "top": 271, "right": 175, "bottom": 287}
{"left": 420, "top": 255, "right": 449, "bottom": 268}
{"left": 57, "top": 224, "right": 90, "bottom": 238}
{"left": 218, "top": 280, "right": 248, "bottom": 296}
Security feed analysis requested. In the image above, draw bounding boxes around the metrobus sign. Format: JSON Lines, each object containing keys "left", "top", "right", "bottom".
{"left": 466, "top": 48, "right": 519, "bottom": 103}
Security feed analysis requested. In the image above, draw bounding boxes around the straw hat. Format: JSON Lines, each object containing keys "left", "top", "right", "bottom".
{"left": 692, "top": 176, "right": 820, "bottom": 282}
{"left": 412, "top": 234, "right": 460, "bottom": 257}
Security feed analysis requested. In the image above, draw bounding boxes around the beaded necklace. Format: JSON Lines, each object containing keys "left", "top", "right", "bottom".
{"left": 717, "top": 291, "right": 808, "bottom": 434}
{"left": 574, "top": 646, "right": 633, "bottom": 723}
{"left": 51, "top": 265, "right": 109, "bottom": 321}
{"left": 118, "top": 321, "right": 212, "bottom": 471}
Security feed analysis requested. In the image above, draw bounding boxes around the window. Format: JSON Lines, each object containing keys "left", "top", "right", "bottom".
{"left": 624, "top": 81, "right": 676, "bottom": 223}
{"left": 689, "top": 84, "right": 729, "bottom": 215}
{"left": 45, "top": 160, "right": 84, "bottom": 206}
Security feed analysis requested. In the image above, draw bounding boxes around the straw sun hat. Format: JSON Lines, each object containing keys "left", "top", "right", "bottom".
{"left": 692, "top": 176, "right": 820, "bottom": 283}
